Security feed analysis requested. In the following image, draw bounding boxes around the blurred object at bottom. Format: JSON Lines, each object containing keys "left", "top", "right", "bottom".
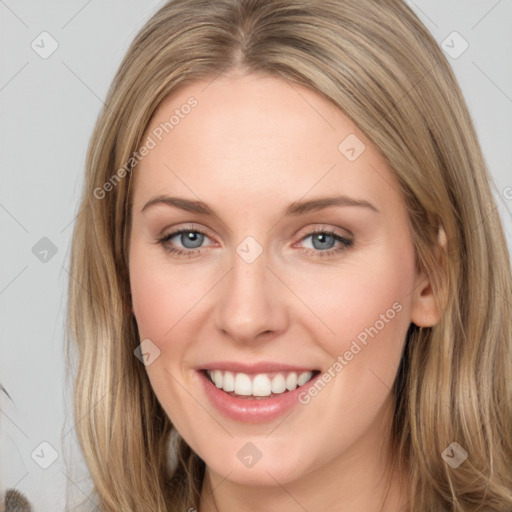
{"left": 0, "top": 489, "right": 32, "bottom": 512}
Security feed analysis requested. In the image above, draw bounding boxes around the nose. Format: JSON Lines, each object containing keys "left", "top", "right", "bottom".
{"left": 214, "top": 247, "right": 289, "bottom": 345}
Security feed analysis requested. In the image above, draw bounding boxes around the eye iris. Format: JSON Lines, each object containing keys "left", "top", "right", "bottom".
{"left": 312, "top": 233, "right": 335, "bottom": 250}
{"left": 181, "top": 231, "right": 204, "bottom": 249}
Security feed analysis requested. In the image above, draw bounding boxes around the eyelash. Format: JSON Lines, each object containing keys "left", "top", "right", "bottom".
{"left": 155, "top": 225, "right": 354, "bottom": 259}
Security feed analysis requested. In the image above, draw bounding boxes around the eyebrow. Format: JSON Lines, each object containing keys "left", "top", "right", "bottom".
{"left": 141, "top": 194, "right": 379, "bottom": 216}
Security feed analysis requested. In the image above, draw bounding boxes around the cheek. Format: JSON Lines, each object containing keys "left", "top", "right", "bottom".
{"left": 133, "top": 285, "right": 169, "bottom": 336}
{"left": 130, "top": 266, "right": 175, "bottom": 341}
{"left": 129, "top": 245, "right": 206, "bottom": 432}
{"left": 294, "top": 242, "right": 415, "bottom": 374}
{"left": 129, "top": 242, "right": 209, "bottom": 342}
{"left": 287, "top": 245, "right": 414, "bottom": 445}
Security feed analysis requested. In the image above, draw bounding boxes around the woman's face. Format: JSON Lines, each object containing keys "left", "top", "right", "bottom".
{"left": 128, "top": 73, "right": 438, "bottom": 487}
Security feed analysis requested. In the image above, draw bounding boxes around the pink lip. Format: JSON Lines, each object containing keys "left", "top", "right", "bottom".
{"left": 199, "top": 361, "right": 316, "bottom": 374}
{"left": 197, "top": 368, "right": 321, "bottom": 424}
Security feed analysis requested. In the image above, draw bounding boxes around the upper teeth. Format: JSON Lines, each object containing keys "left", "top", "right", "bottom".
{"left": 206, "top": 370, "right": 314, "bottom": 396}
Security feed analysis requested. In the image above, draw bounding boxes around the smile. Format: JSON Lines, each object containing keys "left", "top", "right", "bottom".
{"left": 205, "top": 369, "right": 318, "bottom": 398}
{"left": 198, "top": 364, "right": 322, "bottom": 423}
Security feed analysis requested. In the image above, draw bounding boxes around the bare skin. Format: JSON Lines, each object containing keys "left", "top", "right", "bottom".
{"left": 128, "top": 71, "right": 440, "bottom": 511}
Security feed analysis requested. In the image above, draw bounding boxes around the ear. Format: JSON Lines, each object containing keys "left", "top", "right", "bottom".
{"left": 410, "top": 225, "right": 446, "bottom": 328}
{"left": 410, "top": 272, "right": 440, "bottom": 327}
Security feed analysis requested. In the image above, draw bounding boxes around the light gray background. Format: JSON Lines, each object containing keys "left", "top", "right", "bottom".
{"left": 1, "top": 1, "right": 511, "bottom": 510}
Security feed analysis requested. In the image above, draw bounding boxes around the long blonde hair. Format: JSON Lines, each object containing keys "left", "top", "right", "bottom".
{"left": 66, "top": 0, "right": 512, "bottom": 510}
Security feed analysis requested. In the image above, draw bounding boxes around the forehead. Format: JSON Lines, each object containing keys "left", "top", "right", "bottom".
{"left": 131, "top": 73, "right": 400, "bottom": 215}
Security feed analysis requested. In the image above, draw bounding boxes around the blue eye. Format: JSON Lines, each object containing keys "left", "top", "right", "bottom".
{"left": 157, "top": 227, "right": 212, "bottom": 257}
{"left": 173, "top": 230, "right": 205, "bottom": 249}
{"left": 303, "top": 232, "right": 340, "bottom": 251}
{"left": 296, "top": 229, "right": 353, "bottom": 258}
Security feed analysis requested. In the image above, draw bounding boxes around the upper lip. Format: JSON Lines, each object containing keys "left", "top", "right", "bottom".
{"left": 198, "top": 361, "right": 319, "bottom": 374}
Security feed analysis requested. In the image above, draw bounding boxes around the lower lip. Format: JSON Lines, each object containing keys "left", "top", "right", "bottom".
{"left": 198, "top": 370, "right": 321, "bottom": 423}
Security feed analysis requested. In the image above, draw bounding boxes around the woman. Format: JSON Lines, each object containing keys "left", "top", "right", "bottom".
{"left": 67, "top": 0, "right": 512, "bottom": 510}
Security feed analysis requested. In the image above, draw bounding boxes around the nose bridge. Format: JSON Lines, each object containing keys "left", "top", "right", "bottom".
{"left": 214, "top": 239, "right": 287, "bottom": 343}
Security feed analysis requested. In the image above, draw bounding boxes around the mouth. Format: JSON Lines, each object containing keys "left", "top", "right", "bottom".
{"left": 202, "top": 368, "right": 321, "bottom": 400}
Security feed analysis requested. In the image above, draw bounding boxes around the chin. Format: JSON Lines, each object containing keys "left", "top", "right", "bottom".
{"left": 196, "top": 435, "right": 319, "bottom": 488}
